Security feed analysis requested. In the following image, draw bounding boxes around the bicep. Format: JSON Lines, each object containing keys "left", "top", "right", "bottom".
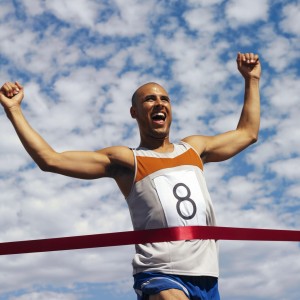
{"left": 184, "top": 130, "right": 256, "bottom": 163}
{"left": 45, "top": 150, "right": 112, "bottom": 179}
{"left": 203, "top": 130, "right": 254, "bottom": 163}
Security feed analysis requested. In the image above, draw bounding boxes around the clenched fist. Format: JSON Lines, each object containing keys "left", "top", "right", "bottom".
{"left": 0, "top": 81, "right": 24, "bottom": 111}
{"left": 237, "top": 52, "right": 261, "bottom": 80}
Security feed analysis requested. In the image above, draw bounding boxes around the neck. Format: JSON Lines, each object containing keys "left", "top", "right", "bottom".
{"left": 139, "top": 136, "right": 173, "bottom": 152}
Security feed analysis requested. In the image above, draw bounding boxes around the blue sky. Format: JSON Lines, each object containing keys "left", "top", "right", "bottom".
{"left": 0, "top": 0, "right": 299, "bottom": 299}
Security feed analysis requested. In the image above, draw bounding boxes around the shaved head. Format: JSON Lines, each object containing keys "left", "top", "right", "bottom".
{"left": 131, "top": 82, "right": 167, "bottom": 106}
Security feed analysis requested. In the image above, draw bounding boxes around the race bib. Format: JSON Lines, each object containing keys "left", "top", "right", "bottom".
{"left": 153, "top": 170, "right": 206, "bottom": 227}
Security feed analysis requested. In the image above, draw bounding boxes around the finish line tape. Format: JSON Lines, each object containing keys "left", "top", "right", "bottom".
{"left": 0, "top": 226, "right": 299, "bottom": 255}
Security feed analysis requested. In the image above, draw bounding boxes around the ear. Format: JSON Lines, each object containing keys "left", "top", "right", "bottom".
{"left": 130, "top": 106, "right": 137, "bottom": 119}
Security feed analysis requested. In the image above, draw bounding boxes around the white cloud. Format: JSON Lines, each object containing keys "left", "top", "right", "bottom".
{"left": 23, "top": 82, "right": 49, "bottom": 115}
{"left": 84, "top": 43, "right": 117, "bottom": 60}
{"left": 264, "top": 72, "right": 300, "bottom": 111}
{"left": 45, "top": 0, "right": 101, "bottom": 28}
{"left": 280, "top": 2, "right": 300, "bottom": 36}
{"left": 10, "top": 291, "right": 78, "bottom": 300}
{"left": 95, "top": 0, "right": 162, "bottom": 37}
{"left": 225, "top": 0, "right": 269, "bottom": 27}
{"left": 183, "top": 6, "right": 225, "bottom": 36}
{"left": 0, "top": 1, "right": 14, "bottom": 19}
{"left": 220, "top": 242, "right": 300, "bottom": 299}
{"left": 187, "top": 0, "right": 223, "bottom": 7}
{"left": 270, "top": 157, "right": 300, "bottom": 181}
{"left": 0, "top": 24, "right": 37, "bottom": 67}
{"left": 257, "top": 24, "right": 300, "bottom": 73}
{"left": 247, "top": 71, "right": 300, "bottom": 169}
{"left": 20, "top": 0, "right": 45, "bottom": 16}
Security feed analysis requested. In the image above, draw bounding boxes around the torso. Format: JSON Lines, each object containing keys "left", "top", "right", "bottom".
{"left": 111, "top": 142, "right": 187, "bottom": 198}
{"left": 125, "top": 141, "right": 219, "bottom": 276}
{"left": 110, "top": 138, "right": 206, "bottom": 198}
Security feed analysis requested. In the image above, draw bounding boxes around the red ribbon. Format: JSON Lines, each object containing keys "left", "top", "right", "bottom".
{"left": 0, "top": 226, "right": 299, "bottom": 255}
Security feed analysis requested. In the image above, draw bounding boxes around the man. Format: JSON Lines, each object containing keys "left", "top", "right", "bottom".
{"left": 0, "top": 52, "right": 261, "bottom": 300}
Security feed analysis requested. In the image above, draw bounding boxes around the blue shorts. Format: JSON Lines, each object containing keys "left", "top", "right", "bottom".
{"left": 133, "top": 272, "right": 220, "bottom": 300}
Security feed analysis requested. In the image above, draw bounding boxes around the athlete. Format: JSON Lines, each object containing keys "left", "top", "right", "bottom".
{"left": 0, "top": 52, "right": 261, "bottom": 300}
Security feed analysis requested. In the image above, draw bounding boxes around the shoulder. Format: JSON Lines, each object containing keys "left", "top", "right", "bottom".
{"left": 97, "top": 146, "right": 135, "bottom": 197}
{"left": 181, "top": 135, "right": 210, "bottom": 156}
{"left": 97, "top": 146, "right": 134, "bottom": 169}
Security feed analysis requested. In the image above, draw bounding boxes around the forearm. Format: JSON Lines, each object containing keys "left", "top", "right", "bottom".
{"left": 5, "top": 106, "right": 55, "bottom": 170}
{"left": 236, "top": 77, "right": 260, "bottom": 142}
{"left": 0, "top": 82, "right": 115, "bottom": 179}
{"left": 4, "top": 106, "right": 117, "bottom": 178}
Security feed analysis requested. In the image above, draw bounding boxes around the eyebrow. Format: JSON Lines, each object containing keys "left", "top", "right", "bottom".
{"left": 144, "top": 94, "right": 170, "bottom": 100}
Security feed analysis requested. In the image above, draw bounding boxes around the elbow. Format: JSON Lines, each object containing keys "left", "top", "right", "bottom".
{"left": 249, "top": 132, "right": 259, "bottom": 145}
{"left": 37, "top": 160, "right": 54, "bottom": 172}
{"left": 38, "top": 161, "right": 52, "bottom": 172}
{"left": 35, "top": 153, "right": 58, "bottom": 173}
{"left": 238, "top": 127, "right": 259, "bottom": 146}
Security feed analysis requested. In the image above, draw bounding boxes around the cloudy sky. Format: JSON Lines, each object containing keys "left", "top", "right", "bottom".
{"left": 0, "top": 0, "right": 299, "bottom": 299}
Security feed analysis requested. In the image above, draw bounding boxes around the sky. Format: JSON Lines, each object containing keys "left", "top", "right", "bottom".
{"left": 0, "top": 0, "right": 299, "bottom": 299}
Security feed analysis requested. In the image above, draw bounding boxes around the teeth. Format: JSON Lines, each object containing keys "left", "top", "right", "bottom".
{"left": 151, "top": 112, "right": 166, "bottom": 121}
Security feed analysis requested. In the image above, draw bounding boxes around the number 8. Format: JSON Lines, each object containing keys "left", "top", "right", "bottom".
{"left": 173, "top": 183, "right": 197, "bottom": 220}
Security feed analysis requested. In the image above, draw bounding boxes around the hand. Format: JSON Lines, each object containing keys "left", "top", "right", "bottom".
{"left": 0, "top": 81, "right": 24, "bottom": 111}
{"left": 237, "top": 52, "right": 261, "bottom": 80}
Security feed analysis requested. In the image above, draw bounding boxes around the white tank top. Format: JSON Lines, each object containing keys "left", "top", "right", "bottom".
{"left": 126, "top": 141, "right": 219, "bottom": 277}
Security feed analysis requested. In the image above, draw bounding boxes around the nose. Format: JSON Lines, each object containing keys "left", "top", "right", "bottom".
{"left": 155, "top": 97, "right": 164, "bottom": 107}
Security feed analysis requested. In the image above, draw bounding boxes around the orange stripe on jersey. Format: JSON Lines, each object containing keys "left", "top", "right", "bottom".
{"left": 135, "top": 148, "right": 203, "bottom": 182}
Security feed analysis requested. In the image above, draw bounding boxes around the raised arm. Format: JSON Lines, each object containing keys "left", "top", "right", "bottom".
{"left": 0, "top": 82, "right": 134, "bottom": 182}
{"left": 183, "top": 52, "right": 261, "bottom": 163}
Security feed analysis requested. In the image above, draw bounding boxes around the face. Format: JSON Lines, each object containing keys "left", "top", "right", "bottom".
{"left": 130, "top": 83, "right": 172, "bottom": 140}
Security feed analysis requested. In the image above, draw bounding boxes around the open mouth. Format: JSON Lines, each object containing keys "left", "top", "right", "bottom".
{"left": 151, "top": 112, "right": 166, "bottom": 122}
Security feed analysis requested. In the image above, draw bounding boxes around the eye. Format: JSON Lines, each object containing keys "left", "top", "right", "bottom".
{"left": 161, "top": 97, "right": 170, "bottom": 102}
{"left": 145, "top": 95, "right": 156, "bottom": 102}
